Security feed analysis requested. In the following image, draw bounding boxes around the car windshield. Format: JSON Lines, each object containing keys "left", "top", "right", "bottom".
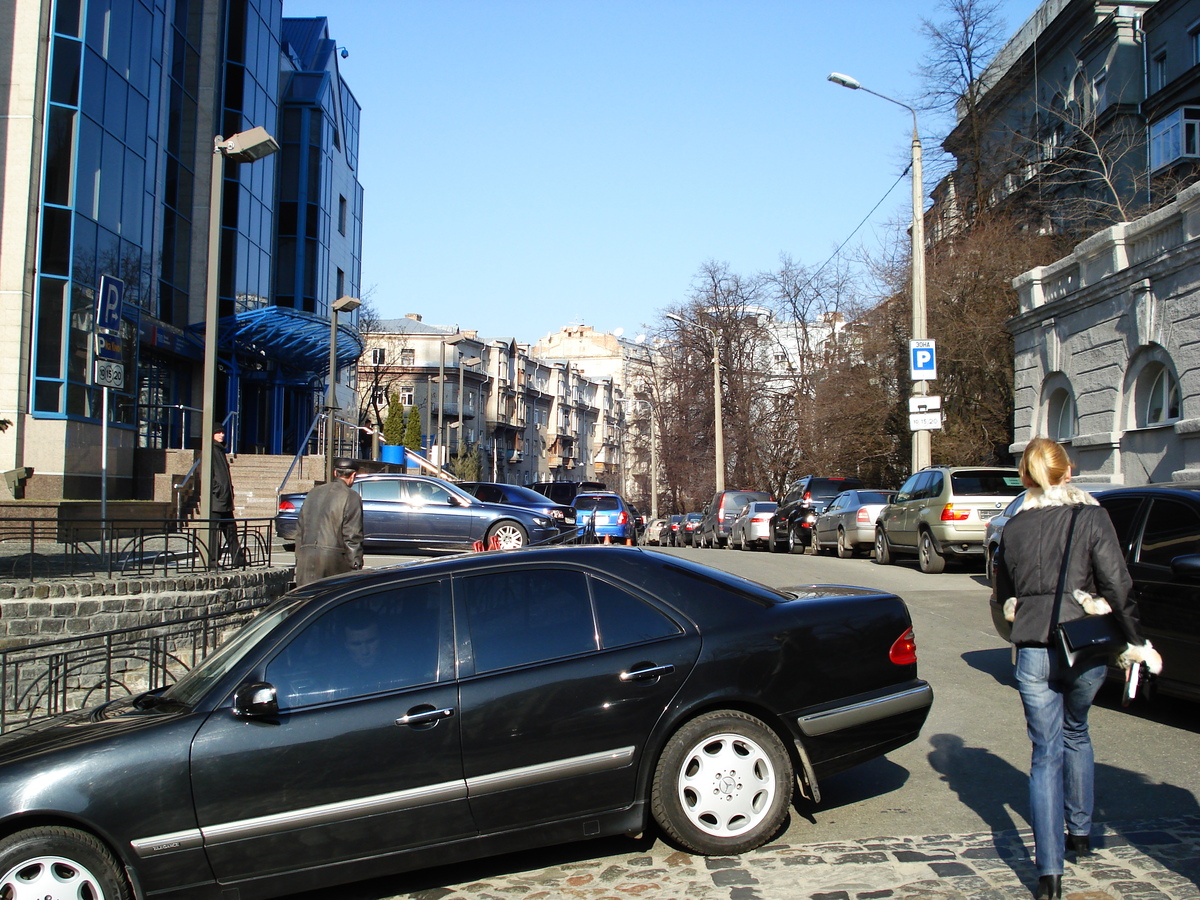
{"left": 950, "top": 470, "right": 1023, "bottom": 495}
{"left": 576, "top": 496, "right": 619, "bottom": 511}
{"left": 162, "top": 597, "right": 306, "bottom": 707}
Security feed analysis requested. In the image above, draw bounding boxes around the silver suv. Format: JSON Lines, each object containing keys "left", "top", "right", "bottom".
{"left": 874, "top": 466, "right": 1022, "bottom": 573}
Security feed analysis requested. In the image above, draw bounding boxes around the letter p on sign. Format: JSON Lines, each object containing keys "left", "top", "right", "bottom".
{"left": 910, "top": 340, "right": 937, "bottom": 381}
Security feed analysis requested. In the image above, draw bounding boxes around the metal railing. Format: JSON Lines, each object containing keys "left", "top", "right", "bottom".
{"left": 0, "top": 516, "right": 276, "bottom": 581}
{"left": 0, "top": 603, "right": 269, "bottom": 733}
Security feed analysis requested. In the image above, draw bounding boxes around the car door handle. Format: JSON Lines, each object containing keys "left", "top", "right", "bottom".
{"left": 395, "top": 706, "right": 455, "bottom": 727}
{"left": 620, "top": 664, "right": 674, "bottom": 682}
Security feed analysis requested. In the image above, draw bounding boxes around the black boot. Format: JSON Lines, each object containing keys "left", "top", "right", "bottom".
{"left": 1066, "top": 832, "right": 1091, "bottom": 854}
{"left": 1035, "top": 874, "right": 1062, "bottom": 899}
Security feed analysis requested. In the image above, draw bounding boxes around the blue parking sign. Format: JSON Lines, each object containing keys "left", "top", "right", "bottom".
{"left": 96, "top": 275, "right": 124, "bottom": 334}
{"left": 910, "top": 340, "right": 937, "bottom": 381}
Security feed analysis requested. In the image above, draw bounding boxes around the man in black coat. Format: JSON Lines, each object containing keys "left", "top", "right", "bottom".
{"left": 209, "top": 426, "right": 244, "bottom": 567}
{"left": 295, "top": 458, "right": 364, "bottom": 586}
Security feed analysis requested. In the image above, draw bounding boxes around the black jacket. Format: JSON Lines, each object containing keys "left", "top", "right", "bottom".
{"left": 210, "top": 441, "right": 234, "bottom": 513}
{"left": 995, "top": 485, "right": 1144, "bottom": 647}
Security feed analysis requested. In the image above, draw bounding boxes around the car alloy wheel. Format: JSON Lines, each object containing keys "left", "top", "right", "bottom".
{"left": 787, "top": 528, "right": 796, "bottom": 554}
{"left": 837, "top": 528, "right": 855, "bottom": 559}
{"left": 740, "top": 532, "right": 749, "bottom": 551}
{"left": 874, "top": 527, "right": 892, "bottom": 565}
{"left": 0, "top": 826, "right": 130, "bottom": 900}
{"left": 918, "top": 530, "right": 946, "bottom": 574}
{"left": 487, "top": 522, "right": 528, "bottom": 550}
{"left": 651, "top": 710, "right": 792, "bottom": 855}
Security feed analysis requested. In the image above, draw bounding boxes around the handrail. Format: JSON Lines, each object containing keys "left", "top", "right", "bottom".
{"left": 277, "top": 412, "right": 325, "bottom": 499}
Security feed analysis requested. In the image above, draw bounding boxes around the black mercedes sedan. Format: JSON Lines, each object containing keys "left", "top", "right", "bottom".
{"left": 0, "top": 547, "right": 932, "bottom": 900}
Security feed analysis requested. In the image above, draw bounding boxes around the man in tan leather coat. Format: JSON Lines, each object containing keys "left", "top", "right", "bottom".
{"left": 295, "top": 459, "right": 364, "bottom": 586}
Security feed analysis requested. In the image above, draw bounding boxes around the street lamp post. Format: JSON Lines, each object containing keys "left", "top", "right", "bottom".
{"left": 438, "top": 333, "right": 464, "bottom": 468}
{"left": 455, "top": 355, "right": 483, "bottom": 455}
{"left": 828, "top": 72, "right": 931, "bottom": 472}
{"left": 198, "top": 126, "right": 279, "bottom": 568}
{"left": 665, "top": 313, "right": 724, "bottom": 492}
{"left": 618, "top": 398, "right": 659, "bottom": 520}
{"left": 326, "top": 294, "right": 361, "bottom": 483}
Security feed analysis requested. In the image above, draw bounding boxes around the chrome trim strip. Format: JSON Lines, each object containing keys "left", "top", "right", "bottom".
{"left": 200, "top": 779, "right": 469, "bottom": 846}
{"left": 130, "top": 828, "right": 204, "bottom": 858}
{"left": 798, "top": 683, "right": 933, "bottom": 737}
{"left": 468, "top": 745, "right": 636, "bottom": 797}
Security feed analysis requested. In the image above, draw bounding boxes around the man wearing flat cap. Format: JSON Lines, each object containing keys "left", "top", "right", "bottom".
{"left": 294, "top": 458, "right": 364, "bottom": 586}
{"left": 209, "top": 425, "right": 244, "bottom": 567}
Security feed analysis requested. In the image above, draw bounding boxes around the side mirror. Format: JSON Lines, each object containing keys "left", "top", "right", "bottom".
{"left": 232, "top": 682, "right": 279, "bottom": 718}
{"left": 1169, "top": 553, "right": 1200, "bottom": 579}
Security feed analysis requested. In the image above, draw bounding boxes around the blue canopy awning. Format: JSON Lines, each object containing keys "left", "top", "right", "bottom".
{"left": 191, "top": 306, "right": 364, "bottom": 377}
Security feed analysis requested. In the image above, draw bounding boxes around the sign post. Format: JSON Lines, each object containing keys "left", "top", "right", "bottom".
{"left": 93, "top": 275, "right": 124, "bottom": 559}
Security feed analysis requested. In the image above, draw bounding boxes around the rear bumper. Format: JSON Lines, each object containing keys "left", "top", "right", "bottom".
{"left": 796, "top": 681, "right": 933, "bottom": 738}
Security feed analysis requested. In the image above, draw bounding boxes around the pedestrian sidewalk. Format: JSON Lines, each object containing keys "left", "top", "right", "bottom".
{"left": 390, "top": 816, "right": 1200, "bottom": 900}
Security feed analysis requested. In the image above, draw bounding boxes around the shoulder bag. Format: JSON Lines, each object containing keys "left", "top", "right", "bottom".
{"left": 1052, "top": 507, "right": 1127, "bottom": 667}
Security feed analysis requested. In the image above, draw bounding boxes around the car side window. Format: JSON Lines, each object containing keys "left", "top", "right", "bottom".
{"left": 896, "top": 474, "right": 922, "bottom": 502}
{"left": 358, "top": 480, "right": 401, "bottom": 501}
{"left": 474, "top": 484, "right": 503, "bottom": 503}
{"left": 460, "top": 569, "right": 598, "bottom": 672}
{"left": 1100, "top": 496, "right": 1145, "bottom": 557}
{"left": 924, "top": 472, "right": 944, "bottom": 500}
{"left": 1136, "top": 499, "right": 1200, "bottom": 568}
{"left": 591, "top": 578, "right": 681, "bottom": 647}
{"left": 266, "top": 582, "right": 445, "bottom": 709}
{"left": 406, "top": 481, "right": 455, "bottom": 506}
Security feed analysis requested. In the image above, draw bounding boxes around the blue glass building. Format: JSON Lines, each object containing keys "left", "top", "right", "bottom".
{"left": 0, "top": 0, "right": 363, "bottom": 499}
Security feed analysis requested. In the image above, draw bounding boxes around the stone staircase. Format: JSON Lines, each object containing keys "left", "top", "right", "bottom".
{"left": 226, "top": 454, "right": 327, "bottom": 523}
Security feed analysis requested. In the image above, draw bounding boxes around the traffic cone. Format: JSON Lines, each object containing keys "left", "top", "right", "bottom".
{"left": 603, "top": 535, "right": 611, "bottom": 544}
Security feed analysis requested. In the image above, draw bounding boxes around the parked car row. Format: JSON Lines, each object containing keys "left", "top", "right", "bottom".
{"left": 277, "top": 476, "right": 642, "bottom": 553}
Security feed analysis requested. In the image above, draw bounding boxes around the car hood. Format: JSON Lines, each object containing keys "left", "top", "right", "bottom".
{"left": 0, "top": 695, "right": 192, "bottom": 767}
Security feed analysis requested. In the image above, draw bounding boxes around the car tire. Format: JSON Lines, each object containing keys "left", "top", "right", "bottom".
{"left": 487, "top": 521, "right": 528, "bottom": 550}
{"left": 985, "top": 544, "right": 996, "bottom": 588}
{"left": 918, "top": 530, "right": 946, "bottom": 574}
{"left": 651, "top": 710, "right": 793, "bottom": 856}
{"left": 0, "top": 826, "right": 130, "bottom": 900}
{"left": 740, "top": 532, "right": 750, "bottom": 551}
{"left": 787, "top": 528, "right": 796, "bottom": 554}
{"left": 874, "top": 527, "right": 892, "bottom": 565}
{"left": 837, "top": 528, "right": 855, "bottom": 559}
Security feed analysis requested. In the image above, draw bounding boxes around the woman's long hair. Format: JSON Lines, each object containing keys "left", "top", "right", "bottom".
{"left": 1019, "top": 436, "right": 1071, "bottom": 490}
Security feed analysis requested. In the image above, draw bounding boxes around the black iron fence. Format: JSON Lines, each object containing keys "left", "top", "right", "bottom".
{"left": 0, "top": 517, "right": 276, "bottom": 581}
{"left": 0, "top": 603, "right": 269, "bottom": 733}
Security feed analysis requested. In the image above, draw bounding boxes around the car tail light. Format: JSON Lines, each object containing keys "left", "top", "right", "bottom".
{"left": 940, "top": 505, "right": 970, "bottom": 521}
{"left": 751, "top": 515, "right": 770, "bottom": 524}
{"left": 803, "top": 491, "right": 811, "bottom": 501}
{"left": 890, "top": 628, "right": 918, "bottom": 665}
{"left": 279, "top": 500, "right": 295, "bottom": 512}
{"left": 857, "top": 508, "right": 871, "bottom": 523}
{"left": 618, "top": 511, "right": 628, "bottom": 524}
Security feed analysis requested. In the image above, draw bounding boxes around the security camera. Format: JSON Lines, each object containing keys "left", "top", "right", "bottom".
{"left": 340, "top": 47, "right": 349, "bottom": 59}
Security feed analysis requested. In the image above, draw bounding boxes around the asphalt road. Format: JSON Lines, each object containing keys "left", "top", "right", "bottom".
{"left": 284, "top": 543, "right": 1200, "bottom": 899}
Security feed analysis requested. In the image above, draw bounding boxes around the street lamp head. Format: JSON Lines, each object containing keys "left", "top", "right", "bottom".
{"left": 333, "top": 295, "right": 361, "bottom": 313}
{"left": 664, "top": 313, "right": 685, "bottom": 325}
{"left": 442, "top": 332, "right": 465, "bottom": 346}
{"left": 828, "top": 72, "right": 861, "bottom": 90}
{"left": 217, "top": 126, "right": 280, "bottom": 163}
{"left": 462, "top": 356, "right": 483, "bottom": 367}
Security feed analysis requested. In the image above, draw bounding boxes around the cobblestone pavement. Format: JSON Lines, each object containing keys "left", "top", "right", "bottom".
{"left": 388, "top": 817, "right": 1200, "bottom": 900}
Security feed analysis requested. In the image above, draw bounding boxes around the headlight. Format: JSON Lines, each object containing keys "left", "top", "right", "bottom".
{"left": 533, "top": 517, "right": 553, "bottom": 528}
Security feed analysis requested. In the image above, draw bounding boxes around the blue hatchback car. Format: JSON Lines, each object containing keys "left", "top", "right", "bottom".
{"left": 574, "top": 491, "right": 635, "bottom": 543}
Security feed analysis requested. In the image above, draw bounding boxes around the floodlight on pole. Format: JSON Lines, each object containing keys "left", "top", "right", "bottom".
{"left": 828, "top": 71, "right": 930, "bottom": 472}
{"left": 326, "top": 295, "right": 362, "bottom": 483}
{"left": 198, "top": 126, "right": 278, "bottom": 568}
{"left": 665, "top": 312, "right": 724, "bottom": 493}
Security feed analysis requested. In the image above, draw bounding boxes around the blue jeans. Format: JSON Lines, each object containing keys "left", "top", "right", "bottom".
{"left": 1015, "top": 646, "right": 1106, "bottom": 876}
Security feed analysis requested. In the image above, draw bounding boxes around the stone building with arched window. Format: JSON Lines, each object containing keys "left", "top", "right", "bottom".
{"left": 1009, "top": 179, "right": 1200, "bottom": 484}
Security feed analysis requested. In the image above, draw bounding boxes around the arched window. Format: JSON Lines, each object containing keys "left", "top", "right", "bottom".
{"left": 1047, "top": 388, "right": 1076, "bottom": 441}
{"left": 1135, "top": 362, "right": 1181, "bottom": 426}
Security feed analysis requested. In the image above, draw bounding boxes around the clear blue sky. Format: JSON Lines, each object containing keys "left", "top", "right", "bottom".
{"left": 282, "top": 0, "right": 1045, "bottom": 343}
